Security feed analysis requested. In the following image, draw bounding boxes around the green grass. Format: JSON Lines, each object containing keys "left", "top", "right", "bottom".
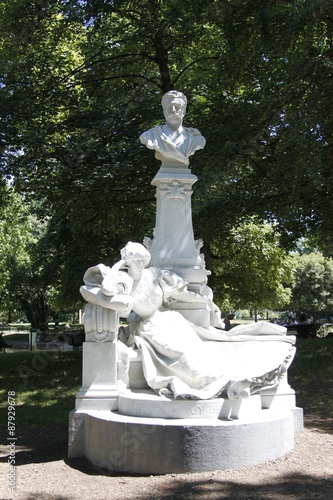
{"left": 0, "top": 337, "right": 332, "bottom": 430}
{"left": 288, "top": 336, "right": 333, "bottom": 415}
{"left": 0, "top": 350, "right": 82, "bottom": 430}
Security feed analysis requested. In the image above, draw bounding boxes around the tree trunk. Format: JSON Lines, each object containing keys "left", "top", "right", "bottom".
{"left": 153, "top": 35, "right": 173, "bottom": 93}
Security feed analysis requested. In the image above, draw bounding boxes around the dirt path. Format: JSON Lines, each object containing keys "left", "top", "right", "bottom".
{"left": 1, "top": 412, "right": 332, "bottom": 500}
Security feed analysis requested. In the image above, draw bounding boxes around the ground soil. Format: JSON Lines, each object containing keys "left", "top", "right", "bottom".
{"left": 1, "top": 406, "right": 332, "bottom": 500}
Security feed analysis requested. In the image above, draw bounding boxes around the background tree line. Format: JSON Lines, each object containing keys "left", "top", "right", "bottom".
{"left": 1, "top": 0, "right": 332, "bottom": 326}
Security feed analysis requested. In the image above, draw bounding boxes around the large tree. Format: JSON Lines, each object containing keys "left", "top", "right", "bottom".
{"left": 290, "top": 252, "right": 333, "bottom": 319}
{"left": 209, "top": 219, "right": 294, "bottom": 320}
{"left": 0, "top": 187, "right": 32, "bottom": 321}
{"left": 0, "top": 187, "right": 52, "bottom": 326}
{"left": 192, "top": 0, "right": 333, "bottom": 247}
{"left": 0, "top": 0, "right": 332, "bottom": 303}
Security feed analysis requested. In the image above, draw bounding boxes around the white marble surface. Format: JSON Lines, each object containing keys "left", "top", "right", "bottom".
{"left": 140, "top": 90, "right": 205, "bottom": 167}
{"left": 92, "top": 242, "right": 296, "bottom": 400}
{"left": 118, "top": 389, "right": 262, "bottom": 420}
{"left": 69, "top": 407, "right": 295, "bottom": 473}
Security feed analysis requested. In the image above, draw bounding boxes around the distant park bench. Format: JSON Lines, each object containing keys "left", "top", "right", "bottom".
{"left": 67, "top": 331, "right": 85, "bottom": 350}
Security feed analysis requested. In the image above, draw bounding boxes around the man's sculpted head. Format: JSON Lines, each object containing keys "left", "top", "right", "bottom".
{"left": 139, "top": 90, "right": 205, "bottom": 166}
{"left": 161, "top": 91, "right": 187, "bottom": 130}
{"left": 161, "top": 91, "right": 187, "bottom": 111}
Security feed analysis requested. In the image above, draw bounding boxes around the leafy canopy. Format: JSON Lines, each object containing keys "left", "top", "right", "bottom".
{"left": 209, "top": 218, "right": 294, "bottom": 315}
{"left": 290, "top": 252, "right": 333, "bottom": 315}
{"left": 0, "top": 0, "right": 332, "bottom": 307}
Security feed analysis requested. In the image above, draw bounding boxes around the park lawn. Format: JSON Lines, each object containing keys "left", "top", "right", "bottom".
{"left": 0, "top": 337, "right": 332, "bottom": 430}
{"left": 288, "top": 336, "right": 333, "bottom": 417}
{"left": 0, "top": 350, "right": 82, "bottom": 430}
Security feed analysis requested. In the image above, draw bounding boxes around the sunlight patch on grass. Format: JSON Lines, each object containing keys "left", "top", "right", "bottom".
{"left": 0, "top": 350, "right": 82, "bottom": 428}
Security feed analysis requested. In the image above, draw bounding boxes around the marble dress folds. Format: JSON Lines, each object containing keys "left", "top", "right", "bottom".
{"left": 130, "top": 268, "right": 295, "bottom": 400}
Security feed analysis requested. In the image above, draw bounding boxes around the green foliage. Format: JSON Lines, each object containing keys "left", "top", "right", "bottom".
{"left": 0, "top": 187, "right": 58, "bottom": 326}
{"left": 290, "top": 252, "right": 333, "bottom": 315}
{"left": 0, "top": 0, "right": 332, "bottom": 306}
{"left": 0, "top": 188, "right": 34, "bottom": 308}
{"left": 209, "top": 219, "right": 294, "bottom": 314}
{"left": 192, "top": 0, "right": 333, "bottom": 249}
{"left": 316, "top": 323, "right": 333, "bottom": 338}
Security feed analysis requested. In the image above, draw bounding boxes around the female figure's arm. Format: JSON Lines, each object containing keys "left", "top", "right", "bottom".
{"left": 81, "top": 260, "right": 134, "bottom": 316}
{"left": 158, "top": 269, "right": 209, "bottom": 305}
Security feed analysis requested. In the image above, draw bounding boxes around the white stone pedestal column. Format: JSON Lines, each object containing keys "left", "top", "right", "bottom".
{"left": 146, "top": 166, "right": 210, "bottom": 326}
{"left": 75, "top": 340, "right": 118, "bottom": 411}
{"left": 74, "top": 304, "right": 120, "bottom": 411}
{"left": 69, "top": 304, "right": 120, "bottom": 456}
{"left": 148, "top": 167, "right": 208, "bottom": 284}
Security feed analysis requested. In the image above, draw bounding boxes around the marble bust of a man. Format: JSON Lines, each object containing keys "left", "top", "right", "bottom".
{"left": 139, "top": 90, "right": 206, "bottom": 167}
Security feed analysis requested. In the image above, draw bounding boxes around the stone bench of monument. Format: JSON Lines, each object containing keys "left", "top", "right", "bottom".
{"left": 72, "top": 300, "right": 301, "bottom": 423}
{"left": 125, "top": 338, "right": 301, "bottom": 422}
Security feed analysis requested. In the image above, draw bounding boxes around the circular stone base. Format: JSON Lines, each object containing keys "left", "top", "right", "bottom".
{"left": 78, "top": 407, "right": 295, "bottom": 474}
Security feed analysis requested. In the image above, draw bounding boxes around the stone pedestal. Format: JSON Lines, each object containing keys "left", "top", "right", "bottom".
{"left": 147, "top": 167, "right": 208, "bottom": 288}
{"left": 75, "top": 341, "right": 118, "bottom": 411}
{"left": 146, "top": 166, "right": 210, "bottom": 325}
{"left": 118, "top": 389, "right": 263, "bottom": 420}
{"left": 74, "top": 305, "right": 120, "bottom": 411}
{"left": 260, "top": 372, "right": 296, "bottom": 410}
{"left": 260, "top": 372, "right": 304, "bottom": 433}
{"left": 68, "top": 336, "right": 303, "bottom": 473}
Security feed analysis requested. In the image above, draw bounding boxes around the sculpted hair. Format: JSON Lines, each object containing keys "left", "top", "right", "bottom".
{"left": 120, "top": 242, "right": 151, "bottom": 265}
{"left": 161, "top": 90, "right": 187, "bottom": 110}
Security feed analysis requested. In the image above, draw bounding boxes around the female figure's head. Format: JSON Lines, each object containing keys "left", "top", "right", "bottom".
{"left": 120, "top": 242, "right": 151, "bottom": 277}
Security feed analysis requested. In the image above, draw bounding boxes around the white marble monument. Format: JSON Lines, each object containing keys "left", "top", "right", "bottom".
{"left": 68, "top": 91, "right": 303, "bottom": 474}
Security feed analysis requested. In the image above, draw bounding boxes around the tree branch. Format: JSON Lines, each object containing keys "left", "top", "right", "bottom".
{"left": 173, "top": 56, "right": 220, "bottom": 86}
